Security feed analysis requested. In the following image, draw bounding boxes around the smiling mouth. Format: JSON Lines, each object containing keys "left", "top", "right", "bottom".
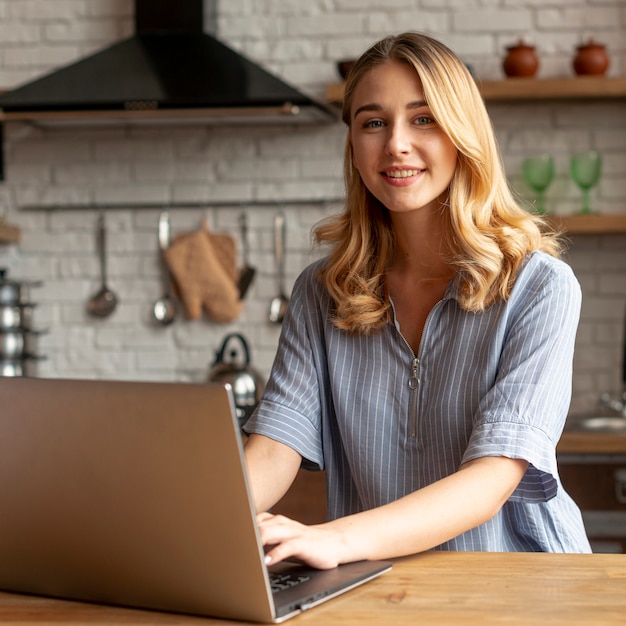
{"left": 384, "top": 169, "right": 422, "bottom": 179}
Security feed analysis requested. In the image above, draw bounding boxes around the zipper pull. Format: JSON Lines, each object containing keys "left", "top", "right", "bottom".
{"left": 408, "top": 356, "right": 420, "bottom": 390}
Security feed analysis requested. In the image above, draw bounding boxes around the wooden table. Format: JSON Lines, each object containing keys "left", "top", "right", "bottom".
{"left": 0, "top": 552, "right": 624, "bottom": 625}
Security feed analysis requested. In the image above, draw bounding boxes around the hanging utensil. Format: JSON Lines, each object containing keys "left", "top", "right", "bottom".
{"left": 268, "top": 212, "right": 289, "bottom": 324}
{"left": 152, "top": 212, "right": 176, "bottom": 325}
{"left": 86, "top": 210, "right": 118, "bottom": 318}
{"left": 237, "top": 212, "right": 256, "bottom": 299}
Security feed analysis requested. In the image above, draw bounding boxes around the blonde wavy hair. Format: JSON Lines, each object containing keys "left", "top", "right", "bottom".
{"left": 315, "top": 32, "right": 562, "bottom": 334}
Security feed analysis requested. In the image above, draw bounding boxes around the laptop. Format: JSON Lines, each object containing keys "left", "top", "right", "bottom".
{"left": 0, "top": 377, "right": 391, "bottom": 623}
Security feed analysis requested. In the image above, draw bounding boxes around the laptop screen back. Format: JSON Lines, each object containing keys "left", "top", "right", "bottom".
{"left": 0, "top": 377, "right": 275, "bottom": 622}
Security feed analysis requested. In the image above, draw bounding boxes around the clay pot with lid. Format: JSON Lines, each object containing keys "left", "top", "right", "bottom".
{"left": 573, "top": 40, "right": 609, "bottom": 76}
{"left": 503, "top": 41, "right": 539, "bottom": 78}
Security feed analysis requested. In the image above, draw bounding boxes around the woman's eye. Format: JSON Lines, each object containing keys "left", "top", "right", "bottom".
{"left": 363, "top": 119, "right": 385, "bottom": 129}
{"left": 415, "top": 115, "right": 435, "bottom": 126}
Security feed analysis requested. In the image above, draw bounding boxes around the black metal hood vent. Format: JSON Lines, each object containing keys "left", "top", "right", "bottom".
{"left": 0, "top": 0, "right": 337, "bottom": 125}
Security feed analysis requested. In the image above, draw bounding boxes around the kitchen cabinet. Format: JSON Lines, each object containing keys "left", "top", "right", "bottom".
{"left": 559, "top": 456, "right": 626, "bottom": 511}
{"left": 557, "top": 428, "right": 626, "bottom": 553}
{"left": 558, "top": 453, "right": 626, "bottom": 553}
{"left": 558, "top": 429, "right": 626, "bottom": 553}
{"left": 270, "top": 469, "right": 326, "bottom": 524}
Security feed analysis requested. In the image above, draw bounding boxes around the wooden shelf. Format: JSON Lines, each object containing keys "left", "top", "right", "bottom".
{"left": 326, "top": 76, "right": 626, "bottom": 104}
{"left": 479, "top": 75, "right": 626, "bottom": 101}
{"left": 0, "top": 221, "right": 20, "bottom": 243}
{"left": 546, "top": 214, "right": 626, "bottom": 234}
{"left": 326, "top": 82, "right": 346, "bottom": 104}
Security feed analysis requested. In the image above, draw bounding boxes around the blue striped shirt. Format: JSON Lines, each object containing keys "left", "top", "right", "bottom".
{"left": 245, "top": 251, "right": 591, "bottom": 552}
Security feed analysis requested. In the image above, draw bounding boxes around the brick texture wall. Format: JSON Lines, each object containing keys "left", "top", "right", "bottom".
{"left": 0, "top": 0, "right": 625, "bottom": 414}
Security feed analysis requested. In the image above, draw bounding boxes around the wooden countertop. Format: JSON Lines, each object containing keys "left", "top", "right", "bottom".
{"left": 559, "top": 414, "right": 626, "bottom": 455}
{"left": 0, "top": 552, "right": 624, "bottom": 625}
{"left": 558, "top": 429, "right": 626, "bottom": 454}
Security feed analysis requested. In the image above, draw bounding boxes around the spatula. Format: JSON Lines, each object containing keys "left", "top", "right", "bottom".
{"left": 237, "top": 212, "right": 256, "bottom": 299}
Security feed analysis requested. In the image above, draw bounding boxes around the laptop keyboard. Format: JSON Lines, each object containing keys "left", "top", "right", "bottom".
{"left": 269, "top": 571, "right": 312, "bottom": 594}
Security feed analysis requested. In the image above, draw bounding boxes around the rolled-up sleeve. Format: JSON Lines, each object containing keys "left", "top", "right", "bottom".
{"left": 461, "top": 258, "right": 582, "bottom": 502}
{"left": 244, "top": 268, "right": 325, "bottom": 469}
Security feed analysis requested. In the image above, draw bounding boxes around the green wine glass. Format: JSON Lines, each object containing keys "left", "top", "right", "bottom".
{"left": 522, "top": 154, "right": 555, "bottom": 215}
{"left": 570, "top": 151, "right": 602, "bottom": 215}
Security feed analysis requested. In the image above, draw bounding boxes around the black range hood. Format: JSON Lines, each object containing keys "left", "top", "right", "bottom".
{"left": 0, "top": 0, "right": 337, "bottom": 125}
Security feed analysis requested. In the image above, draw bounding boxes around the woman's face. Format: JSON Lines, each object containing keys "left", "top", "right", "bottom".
{"left": 349, "top": 60, "right": 458, "bottom": 216}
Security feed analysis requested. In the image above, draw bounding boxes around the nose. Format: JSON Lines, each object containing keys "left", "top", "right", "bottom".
{"left": 385, "top": 123, "right": 412, "bottom": 156}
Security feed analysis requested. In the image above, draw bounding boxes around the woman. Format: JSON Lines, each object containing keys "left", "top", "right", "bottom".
{"left": 244, "top": 32, "right": 591, "bottom": 568}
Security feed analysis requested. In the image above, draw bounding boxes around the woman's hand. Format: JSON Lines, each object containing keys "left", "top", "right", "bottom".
{"left": 256, "top": 512, "right": 345, "bottom": 570}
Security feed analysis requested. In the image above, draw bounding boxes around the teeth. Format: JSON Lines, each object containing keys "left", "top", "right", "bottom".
{"left": 386, "top": 169, "right": 420, "bottom": 178}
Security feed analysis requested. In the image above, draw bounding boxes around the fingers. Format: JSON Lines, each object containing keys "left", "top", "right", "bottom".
{"left": 257, "top": 513, "right": 303, "bottom": 547}
{"left": 256, "top": 513, "right": 298, "bottom": 566}
{"left": 255, "top": 513, "right": 339, "bottom": 570}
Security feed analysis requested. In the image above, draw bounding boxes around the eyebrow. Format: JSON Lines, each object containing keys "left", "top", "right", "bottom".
{"left": 353, "top": 99, "right": 428, "bottom": 119}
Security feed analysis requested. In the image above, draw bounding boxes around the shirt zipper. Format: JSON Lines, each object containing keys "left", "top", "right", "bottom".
{"left": 408, "top": 356, "right": 421, "bottom": 438}
{"left": 390, "top": 293, "right": 449, "bottom": 442}
{"left": 389, "top": 302, "right": 423, "bottom": 441}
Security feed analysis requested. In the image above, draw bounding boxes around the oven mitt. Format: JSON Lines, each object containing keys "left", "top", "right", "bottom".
{"left": 208, "top": 230, "right": 238, "bottom": 285}
{"left": 164, "top": 223, "right": 242, "bottom": 323}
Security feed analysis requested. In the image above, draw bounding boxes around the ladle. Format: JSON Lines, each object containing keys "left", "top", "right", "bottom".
{"left": 268, "top": 212, "right": 289, "bottom": 324}
{"left": 86, "top": 210, "right": 118, "bottom": 318}
{"left": 152, "top": 212, "right": 176, "bottom": 325}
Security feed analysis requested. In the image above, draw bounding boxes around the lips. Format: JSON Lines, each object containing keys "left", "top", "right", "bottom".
{"left": 383, "top": 168, "right": 422, "bottom": 179}
{"left": 381, "top": 168, "right": 423, "bottom": 187}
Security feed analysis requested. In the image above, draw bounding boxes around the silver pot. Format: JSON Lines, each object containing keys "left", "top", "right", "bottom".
{"left": 0, "top": 268, "right": 41, "bottom": 305}
{"left": 0, "top": 303, "right": 35, "bottom": 330}
{"left": 208, "top": 333, "right": 265, "bottom": 428}
{"left": 0, "top": 329, "right": 44, "bottom": 357}
{"left": 0, "top": 356, "right": 40, "bottom": 377}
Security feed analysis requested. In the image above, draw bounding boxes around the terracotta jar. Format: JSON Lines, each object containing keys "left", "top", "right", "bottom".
{"left": 573, "top": 40, "right": 609, "bottom": 76}
{"left": 503, "top": 41, "right": 539, "bottom": 78}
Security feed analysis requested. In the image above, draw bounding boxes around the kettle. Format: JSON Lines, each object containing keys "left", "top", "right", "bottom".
{"left": 208, "top": 333, "right": 265, "bottom": 428}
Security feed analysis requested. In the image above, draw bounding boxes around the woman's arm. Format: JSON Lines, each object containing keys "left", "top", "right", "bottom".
{"left": 244, "top": 433, "right": 303, "bottom": 514}
{"left": 257, "top": 455, "right": 528, "bottom": 569}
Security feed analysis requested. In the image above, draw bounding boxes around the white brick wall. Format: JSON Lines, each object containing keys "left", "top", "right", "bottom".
{"left": 0, "top": 0, "right": 625, "bottom": 415}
